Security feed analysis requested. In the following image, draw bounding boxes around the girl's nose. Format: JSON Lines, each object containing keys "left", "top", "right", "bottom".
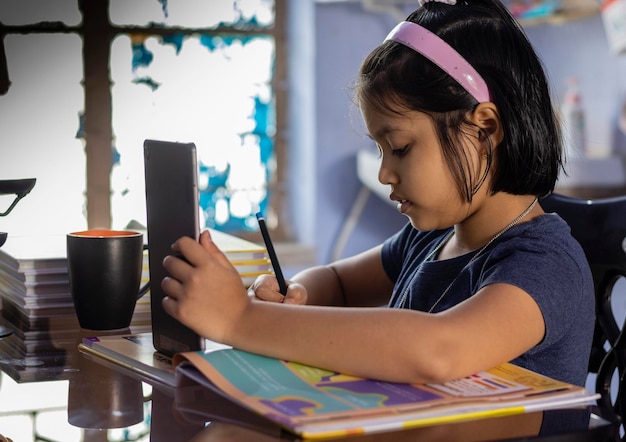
{"left": 378, "top": 158, "right": 396, "bottom": 186}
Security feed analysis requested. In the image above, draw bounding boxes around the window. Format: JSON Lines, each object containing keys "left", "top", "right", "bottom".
{"left": 0, "top": 1, "right": 84, "bottom": 235}
{"left": 0, "top": 0, "right": 289, "bottom": 241}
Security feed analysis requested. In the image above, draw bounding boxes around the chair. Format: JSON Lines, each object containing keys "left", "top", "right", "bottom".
{"left": 541, "top": 192, "right": 626, "bottom": 432}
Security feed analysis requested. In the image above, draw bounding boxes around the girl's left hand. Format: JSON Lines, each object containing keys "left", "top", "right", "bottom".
{"left": 248, "top": 274, "right": 308, "bottom": 305}
{"left": 161, "top": 230, "right": 250, "bottom": 343}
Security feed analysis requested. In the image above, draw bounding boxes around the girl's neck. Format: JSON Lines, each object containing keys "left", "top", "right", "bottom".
{"left": 437, "top": 194, "right": 542, "bottom": 261}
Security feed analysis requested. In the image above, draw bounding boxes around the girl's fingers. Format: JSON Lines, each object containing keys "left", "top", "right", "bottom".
{"left": 248, "top": 274, "right": 284, "bottom": 302}
{"left": 172, "top": 230, "right": 233, "bottom": 269}
{"left": 252, "top": 285, "right": 285, "bottom": 303}
{"left": 161, "top": 275, "right": 182, "bottom": 299}
{"left": 248, "top": 276, "right": 308, "bottom": 305}
{"left": 283, "top": 282, "right": 307, "bottom": 305}
{"left": 161, "top": 276, "right": 184, "bottom": 317}
{"left": 162, "top": 253, "right": 192, "bottom": 281}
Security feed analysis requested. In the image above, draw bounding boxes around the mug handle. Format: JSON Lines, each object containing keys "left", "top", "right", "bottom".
{"left": 138, "top": 244, "right": 150, "bottom": 300}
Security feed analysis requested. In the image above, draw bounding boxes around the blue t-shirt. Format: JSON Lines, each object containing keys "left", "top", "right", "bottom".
{"left": 381, "top": 214, "right": 594, "bottom": 386}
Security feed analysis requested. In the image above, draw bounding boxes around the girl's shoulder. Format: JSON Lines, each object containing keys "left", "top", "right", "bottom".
{"left": 512, "top": 212, "right": 579, "bottom": 248}
{"left": 495, "top": 213, "right": 590, "bottom": 276}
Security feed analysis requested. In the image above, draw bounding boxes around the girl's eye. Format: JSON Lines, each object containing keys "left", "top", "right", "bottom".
{"left": 391, "top": 145, "right": 409, "bottom": 157}
{"left": 375, "top": 145, "right": 383, "bottom": 159}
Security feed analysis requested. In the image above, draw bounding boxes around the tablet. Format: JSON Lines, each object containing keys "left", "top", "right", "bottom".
{"left": 143, "top": 139, "right": 206, "bottom": 357}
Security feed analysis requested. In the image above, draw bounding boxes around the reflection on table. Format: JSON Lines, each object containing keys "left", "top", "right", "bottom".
{"left": 0, "top": 326, "right": 204, "bottom": 441}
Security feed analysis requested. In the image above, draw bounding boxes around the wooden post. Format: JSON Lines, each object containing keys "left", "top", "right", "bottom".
{"left": 80, "top": 0, "right": 113, "bottom": 228}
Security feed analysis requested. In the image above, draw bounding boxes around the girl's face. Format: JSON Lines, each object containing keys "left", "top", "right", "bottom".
{"left": 361, "top": 102, "right": 482, "bottom": 231}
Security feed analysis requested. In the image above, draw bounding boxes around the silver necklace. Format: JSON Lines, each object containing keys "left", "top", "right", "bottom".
{"left": 396, "top": 197, "right": 539, "bottom": 312}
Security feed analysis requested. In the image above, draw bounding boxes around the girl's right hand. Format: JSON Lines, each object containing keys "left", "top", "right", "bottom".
{"left": 248, "top": 274, "right": 308, "bottom": 305}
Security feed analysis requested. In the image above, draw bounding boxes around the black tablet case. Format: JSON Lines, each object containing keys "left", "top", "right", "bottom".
{"left": 143, "top": 139, "right": 205, "bottom": 357}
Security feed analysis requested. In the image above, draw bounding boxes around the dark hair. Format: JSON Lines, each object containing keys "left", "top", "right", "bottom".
{"left": 356, "top": 0, "right": 562, "bottom": 201}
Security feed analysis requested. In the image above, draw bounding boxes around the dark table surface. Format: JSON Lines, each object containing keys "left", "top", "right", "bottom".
{"left": 0, "top": 326, "right": 621, "bottom": 442}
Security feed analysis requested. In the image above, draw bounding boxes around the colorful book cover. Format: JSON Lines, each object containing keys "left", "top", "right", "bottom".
{"left": 174, "top": 347, "right": 598, "bottom": 439}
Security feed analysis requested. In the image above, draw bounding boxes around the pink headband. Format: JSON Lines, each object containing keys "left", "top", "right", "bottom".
{"left": 384, "top": 21, "right": 491, "bottom": 103}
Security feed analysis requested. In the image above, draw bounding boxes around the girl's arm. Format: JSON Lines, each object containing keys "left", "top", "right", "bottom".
{"left": 161, "top": 231, "right": 545, "bottom": 384}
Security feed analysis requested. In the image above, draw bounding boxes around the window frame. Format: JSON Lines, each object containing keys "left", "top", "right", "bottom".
{"left": 0, "top": 0, "right": 289, "bottom": 242}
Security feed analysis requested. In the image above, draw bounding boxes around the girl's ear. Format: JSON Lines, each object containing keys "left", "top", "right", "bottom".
{"left": 470, "top": 102, "right": 503, "bottom": 148}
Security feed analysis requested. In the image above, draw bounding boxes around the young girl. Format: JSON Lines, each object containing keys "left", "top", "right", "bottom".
{"left": 161, "top": 0, "right": 594, "bottom": 387}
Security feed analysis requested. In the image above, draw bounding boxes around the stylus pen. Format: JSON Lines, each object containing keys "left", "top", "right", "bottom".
{"left": 256, "top": 212, "right": 288, "bottom": 297}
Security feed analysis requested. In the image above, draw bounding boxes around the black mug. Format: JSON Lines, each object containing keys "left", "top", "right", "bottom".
{"left": 67, "top": 229, "right": 149, "bottom": 330}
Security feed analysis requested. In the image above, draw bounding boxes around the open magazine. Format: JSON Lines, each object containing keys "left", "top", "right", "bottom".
{"left": 78, "top": 333, "right": 599, "bottom": 440}
{"left": 172, "top": 347, "right": 599, "bottom": 440}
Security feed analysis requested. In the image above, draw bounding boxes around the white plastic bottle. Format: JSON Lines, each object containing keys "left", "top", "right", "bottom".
{"left": 560, "top": 77, "right": 586, "bottom": 160}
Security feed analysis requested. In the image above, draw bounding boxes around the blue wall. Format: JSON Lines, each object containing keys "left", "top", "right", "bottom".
{"left": 313, "top": 3, "right": 405, "bottom": 265}
{"left": 310, "top": 3, "right": 626, "bottom": 266}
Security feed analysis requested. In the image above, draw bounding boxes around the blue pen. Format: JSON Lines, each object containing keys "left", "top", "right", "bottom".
{"left": 256, "top": 212, "right": 288, "bottom": 296}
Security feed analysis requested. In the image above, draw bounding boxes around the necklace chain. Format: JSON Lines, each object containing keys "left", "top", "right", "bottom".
{"left": 397, "top": 197, "right": 539, "bottom": 312}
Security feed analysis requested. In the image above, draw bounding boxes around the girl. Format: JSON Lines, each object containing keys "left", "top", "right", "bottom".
{"left": 161, "top": 0, "right": 594, "bottom": 386}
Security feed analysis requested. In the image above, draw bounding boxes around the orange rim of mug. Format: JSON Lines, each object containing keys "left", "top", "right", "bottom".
{"left": 69, "top": 230, "right": 142, "bottom": 238}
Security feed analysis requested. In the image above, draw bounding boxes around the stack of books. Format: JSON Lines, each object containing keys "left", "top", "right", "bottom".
{"left": 0, "top": 234, "right": 78, "bottom": 364}
{"left": 0, "top": 230, "right": 272, "bottom": 374}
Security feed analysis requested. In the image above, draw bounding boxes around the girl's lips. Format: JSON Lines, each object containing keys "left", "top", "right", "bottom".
{"left": 390, "top": 193, "right": 411, "bottom": 214}
{"left": 397, "top": 199, "right": 411, "bottom": 214}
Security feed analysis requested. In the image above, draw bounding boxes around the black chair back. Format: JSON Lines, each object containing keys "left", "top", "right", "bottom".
{"left": 541, "top": 192, "right": 626, "bottom": 428}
